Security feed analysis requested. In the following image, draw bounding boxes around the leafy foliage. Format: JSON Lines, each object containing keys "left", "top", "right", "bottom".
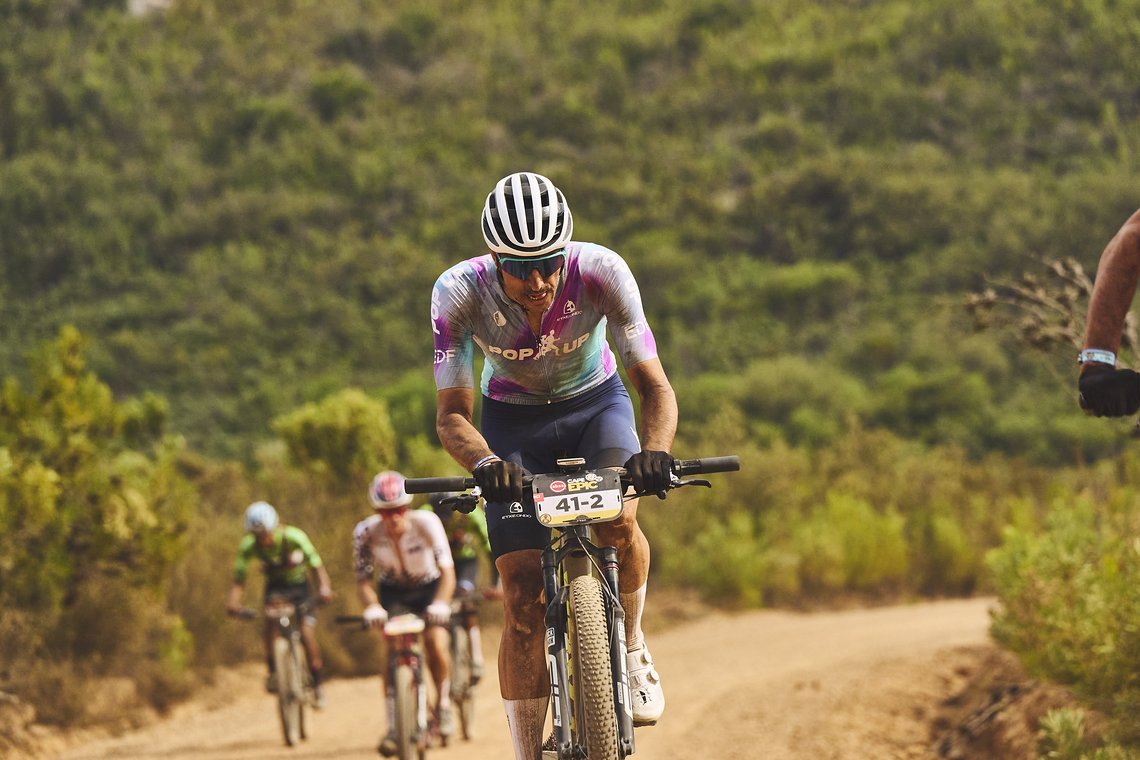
{"left": 988, "top": 478, "right": 1140, "bottom": 745}
{"left": 1, "top": 0, "right": 1138, "bottom": 464}
{"left": 0, "top": 327, "right": 196, "bottom": 723}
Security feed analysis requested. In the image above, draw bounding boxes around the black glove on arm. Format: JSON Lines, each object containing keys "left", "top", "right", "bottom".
{"left": 473, "top": 458, "right": 525, "bottom": 503}
{"left": 1079, "top": 367, "right": 1140, "bottom": 417}
{"left": 624, "top": 449, "right": 675, "bottom": 497}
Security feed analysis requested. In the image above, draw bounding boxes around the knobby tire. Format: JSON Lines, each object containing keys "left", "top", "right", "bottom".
{"left": 292, "top": 637, "right": 309, "bottom": 741}
{"left": 273, "top": 636, "right": 302, "bottom": 747}
{"left": 569, "top": 575, "right": 620, "bottom": 760}
{"left": 393, "top": 663, "right": 418, "bottom": 760}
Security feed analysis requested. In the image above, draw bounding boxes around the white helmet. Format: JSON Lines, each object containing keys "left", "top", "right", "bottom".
{"left": 482, "top": 171, "right": 574, "bottom": 257}
{"left": 369, "top": 470, "right": 413, "bottom": 510}
{"left": 244, "top": 501, "right": 279, "bottom": 533}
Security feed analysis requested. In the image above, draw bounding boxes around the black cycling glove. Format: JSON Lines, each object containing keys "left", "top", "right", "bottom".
{"left": 473, "top": 458, "right": 525, "bottom": 503}
{"left": 1078, "top": 367, "right": 1140, "bottom": 417}
{"left": 624, "top": 449, "right": 675, "bottom": 497}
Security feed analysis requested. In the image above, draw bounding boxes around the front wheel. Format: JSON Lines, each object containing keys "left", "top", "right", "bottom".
{"left": 450, "top": 624, "right": 476, "bottom": 740}
{"left": 569, "top": 575, "right": 619, "bottom": 760}
{"left": 274, "top": 636, "right": 303, "bottom": 746}
{"left": 393, "top": 662, "right": 419, "bottom": 760}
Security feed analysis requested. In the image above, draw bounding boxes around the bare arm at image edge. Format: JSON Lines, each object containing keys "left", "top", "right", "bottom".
{"left": 1082, "top": 209, "right": 1140, "bottom": 371}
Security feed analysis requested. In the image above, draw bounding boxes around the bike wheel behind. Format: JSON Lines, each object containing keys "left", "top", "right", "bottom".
{"left": 450, "top": 624, "right": 476, "bottom": 740}
{"left": 569, "top": 575, "right": 619, "bottom": 760}
{"left": 393, "top": 663, "right": 423, "bottom": 760}
{"left": 274, "top": 636, "right": 304, "bottom": 746}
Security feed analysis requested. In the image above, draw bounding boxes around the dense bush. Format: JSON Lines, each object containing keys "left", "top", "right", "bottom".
{"left": 0, "top": 327, "right": 196, "bottom": 724}
{"left": 989, "top": 473, "right": 1140, "bottom": 745}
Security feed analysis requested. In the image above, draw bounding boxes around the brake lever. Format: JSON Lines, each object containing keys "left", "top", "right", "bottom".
{"left": 622, "top": 478, "right": 712, "bottom": 501}
{"left": 441, "top": 493, "right": 481, "bottom": 514}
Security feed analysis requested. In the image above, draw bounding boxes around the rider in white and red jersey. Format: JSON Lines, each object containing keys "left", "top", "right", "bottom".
{"left": 354, "top": 470, "right": 457, "bottom": 756}
{"left": 431, "top": 171, "right": 678, "bottom": 758}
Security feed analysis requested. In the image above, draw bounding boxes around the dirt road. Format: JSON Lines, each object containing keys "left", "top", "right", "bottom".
{"left": 54, "top": 597, "right": 995, "bottom": 760}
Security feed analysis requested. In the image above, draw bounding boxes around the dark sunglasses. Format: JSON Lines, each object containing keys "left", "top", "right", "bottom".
{"left": 379, "top": 506, "right": 409, "bottom": 518}
{"left": 497, "top": 250, "right": 566, "bottom": 280}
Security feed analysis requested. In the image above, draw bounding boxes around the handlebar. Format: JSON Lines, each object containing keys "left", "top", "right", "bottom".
{"left": 405, "top": 455, "right": 740, "bottom": 496}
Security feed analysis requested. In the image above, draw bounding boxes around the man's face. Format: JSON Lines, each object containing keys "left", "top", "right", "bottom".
{"left": 494, "top": 251, "right": 565, "bottom": 317}
{"left": 379, "top": 506, "right": 409, "bottom": 532}
{"left": 254, "top": 529, "right": 275, "bottom": 548}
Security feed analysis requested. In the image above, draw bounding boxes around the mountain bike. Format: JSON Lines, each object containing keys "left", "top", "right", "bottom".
{"left": 237, "top": 595, "right": 317, "bottom": 747}
{"left": 448, "top": 591, "right": 480, "bottom": 741}
{"left": 338, "top": 611, "right": 438, "bottom": 760}
{"left": 407, "top": 454, "right": 740, "bottom": 760}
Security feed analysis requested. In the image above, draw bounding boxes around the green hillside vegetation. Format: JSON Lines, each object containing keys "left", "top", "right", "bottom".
{"left": 2, "top": 0, "right": 1140, "bottom": 750}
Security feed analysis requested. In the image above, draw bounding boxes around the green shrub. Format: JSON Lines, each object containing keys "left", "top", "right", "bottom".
{"left": 793, "top": 491, "right": 908, "bottom": 595}
{"left": 989, "top": 492, "right": 1140, "bottom": 743}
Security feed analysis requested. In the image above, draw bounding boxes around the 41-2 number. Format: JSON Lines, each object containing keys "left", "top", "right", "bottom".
{"left": 553, "top": 494, "right": 604, "bottom": 512}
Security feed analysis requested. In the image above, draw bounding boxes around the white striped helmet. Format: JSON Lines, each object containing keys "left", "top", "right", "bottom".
{"left": 481, "top": 172, "right": 574, "bottom": 257}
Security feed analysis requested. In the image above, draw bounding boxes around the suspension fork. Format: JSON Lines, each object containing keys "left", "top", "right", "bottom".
{"left": 543, "top": 536, "right": 574, "bottom": 759}
{"left": 601, "top": 544, "right": 635, "bottom": 756}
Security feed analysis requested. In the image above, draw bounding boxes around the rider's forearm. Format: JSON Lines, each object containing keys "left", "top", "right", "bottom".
{"left": 356, "top": 579, "right": 379, "bottom": 608}
{"left": 437, "top": 407, "right": 497, "bottom": 471}
{"left": 315, "top": 566, "right": 332, "bottom": 591}
{"left": 631, "top": 370, "right": 678, "bottom": 451}
{"left": 1083, "top": 212, "right": 1140, "bottom": 361}
{"left": 434, "top": 568, "right": 456, "bottom": 605}
{"left": 639, "top": 389, "right": 678, "bottom": 451}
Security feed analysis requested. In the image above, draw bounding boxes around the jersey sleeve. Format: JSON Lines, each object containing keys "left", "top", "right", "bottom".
{"left": 582, "top": 248, "right": 658, "bottom": 368}
{"left": 352, "top": 517, "right": 377, "bottom": 582}
{"left": 432, "top": 265, "right": 478, "bottom": 391}
{"left": 283, "top": 526, "right": 323, "bottom": 568}
{"left": 421, "top": 512, "right": 455, "bottom": 569}
{"left": 232, "top": 534, "right": 257, "bottom": 584}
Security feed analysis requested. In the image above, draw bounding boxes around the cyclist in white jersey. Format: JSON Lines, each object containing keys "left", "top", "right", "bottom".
{"left": 431, "top": 171, "right": 679, "bottom": 758}
{"left": 354, "top": 470, "right": 457, "bottom": 756}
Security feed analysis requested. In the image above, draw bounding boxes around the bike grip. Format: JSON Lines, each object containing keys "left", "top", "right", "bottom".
{"left": 404, "top": 476, "right": 475, "bottom": 494}
{"left": 334, "top": 614, "right": 366, "bottom": 625}
{"left": 674, "top": 456, "right": 740, "bottom": 475}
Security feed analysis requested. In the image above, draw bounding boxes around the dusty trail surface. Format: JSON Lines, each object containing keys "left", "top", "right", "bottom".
{"left": 55, "top": 597, "right": 994, "bottom": 760}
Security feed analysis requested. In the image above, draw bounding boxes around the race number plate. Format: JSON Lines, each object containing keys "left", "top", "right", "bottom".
{"left": 532, "top": 469, "right": 624, "bottom": 526}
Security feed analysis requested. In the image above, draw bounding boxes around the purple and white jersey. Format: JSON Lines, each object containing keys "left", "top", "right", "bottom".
{"left": 431, "top": 242, "right": 658, "bottom": 404}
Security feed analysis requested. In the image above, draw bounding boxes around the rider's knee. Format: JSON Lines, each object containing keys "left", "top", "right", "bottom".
{"left": 501, "top": 587, "right": 543, "bottom": 635}
{"left": 595, "top": 518, "right": 643, "bottom": 551}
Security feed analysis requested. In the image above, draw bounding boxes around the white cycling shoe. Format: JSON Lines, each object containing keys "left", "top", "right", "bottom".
{"left": 627, "top": 645, "right": 664, "bottom": 726}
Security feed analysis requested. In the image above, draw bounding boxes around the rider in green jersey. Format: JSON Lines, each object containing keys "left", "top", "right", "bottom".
{"left": 226, "top": 501, "right": 333, "bottom": 707}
